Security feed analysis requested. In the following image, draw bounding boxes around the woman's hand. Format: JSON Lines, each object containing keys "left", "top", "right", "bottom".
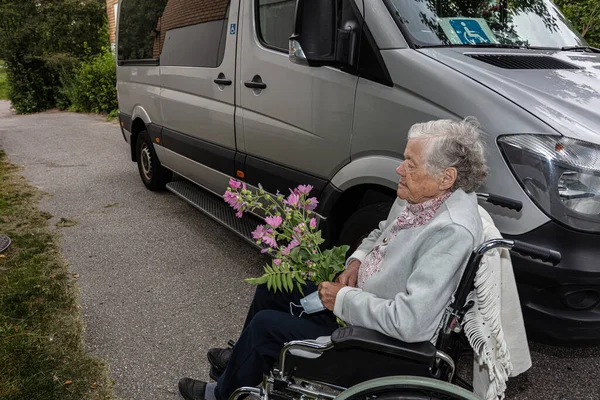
{"left": 318, "top": 282, "right": 347, "bottom": 311}
{"left": 335, "top": 259, "right": 360, "bottom": 287}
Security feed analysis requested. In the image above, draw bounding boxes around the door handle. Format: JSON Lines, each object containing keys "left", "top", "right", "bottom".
{"left": 244, "top": 75, "right": 267, "bottom": 90}
{"left": 214, "top": 72, "right": 232, "bottom": 86}
{"left": 214, "top": 78, "right": 232, "bottom": 86}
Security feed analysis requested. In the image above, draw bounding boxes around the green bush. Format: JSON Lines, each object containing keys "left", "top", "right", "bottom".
{"left": 66, "top": 49, "right": 117, "bottom": 115}
{"left": 47, "top": 53, "right": 81, "bottom": 111}
{"left": 0, "top": 62, "right": 8, "bottom": 101}
{"left": 5, "top": 59, "right": 56, "bottom": 114}
{"left": 0, "top": 0, "right": 108, "bottom": 114}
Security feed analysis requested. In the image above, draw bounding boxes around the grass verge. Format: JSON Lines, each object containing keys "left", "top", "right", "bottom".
{"left": 0, "top": 65, "right": 8, "bottom": 100}
{"left": 0, "top": 150, "right": 116, "bottom": 400}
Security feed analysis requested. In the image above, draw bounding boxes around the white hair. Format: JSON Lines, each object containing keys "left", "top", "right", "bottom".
{"left": 408, "top": 117, "right": 488, "bottom": 193}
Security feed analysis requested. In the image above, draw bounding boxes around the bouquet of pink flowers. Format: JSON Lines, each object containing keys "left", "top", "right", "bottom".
{"left": 224, "top": 180, "right": 349, "bottom": 294}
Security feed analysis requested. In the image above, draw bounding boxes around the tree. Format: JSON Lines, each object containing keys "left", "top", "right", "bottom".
{"left": 555, "top": 0, "right": 600, "bottom": 47}
{"left": 0, "top": 0, "right": 108, "bottom": 113}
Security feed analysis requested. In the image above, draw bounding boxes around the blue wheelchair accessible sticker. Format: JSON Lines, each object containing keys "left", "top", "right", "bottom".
{"left": 230, "top": 24, "right": 237, "bottom": 35}
{"left": 439, "top": 18, "right": 497, "bottom": 45}
{"left": 450, "top": 19, "right": 490, "bottom": 44}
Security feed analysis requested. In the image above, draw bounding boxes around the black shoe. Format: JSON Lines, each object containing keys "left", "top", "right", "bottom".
{"left": 207, "top": 347, "right": 233, "bottom": 381}
{"left": 178, "top": 377, "right": 207, "bottom": 400}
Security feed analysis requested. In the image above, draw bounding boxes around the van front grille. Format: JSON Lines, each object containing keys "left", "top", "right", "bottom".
{"left": 467, "top": 54, "right": 581, "bottom": 70}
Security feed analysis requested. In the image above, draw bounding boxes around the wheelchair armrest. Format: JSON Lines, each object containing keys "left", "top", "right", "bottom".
{"left": 331, "top": 326, "right": 436, "bottom": 365}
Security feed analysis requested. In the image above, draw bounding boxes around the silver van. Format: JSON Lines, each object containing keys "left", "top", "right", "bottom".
{"left": 116, "top": 0, "right": 600, "bottom": 346}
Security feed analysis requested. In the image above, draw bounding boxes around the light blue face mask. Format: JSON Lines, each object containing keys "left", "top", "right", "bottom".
{"left": 299, "top": 291, "right": 326, "bottom": 314}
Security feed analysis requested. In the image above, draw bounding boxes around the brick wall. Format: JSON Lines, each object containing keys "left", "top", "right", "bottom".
{"left": 152, "top": 0, "right": 229, "bottom": 57}
{"left": 107, "top": 0, "right": 119, "bottom": 45}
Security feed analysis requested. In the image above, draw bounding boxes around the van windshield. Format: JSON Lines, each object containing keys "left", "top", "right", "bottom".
{"left": 386, "top": 0, "right": 587, "bottom": 49}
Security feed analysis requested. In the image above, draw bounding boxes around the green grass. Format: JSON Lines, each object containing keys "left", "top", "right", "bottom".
{"left": 0, "top": 66, "right": 8, "bottom": 101}
{"left": 0, "top": 150, "right": 117, "bottom": 400}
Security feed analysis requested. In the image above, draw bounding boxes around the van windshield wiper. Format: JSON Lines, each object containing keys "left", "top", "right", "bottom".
{"left": 421, "top": 43, "right": 523, "bottom": 49}
{"left": 468, "top": 43, "right": 523, "bottom": 49}
{"left": 560, "top": 46, "right": 600, "bottom": 53}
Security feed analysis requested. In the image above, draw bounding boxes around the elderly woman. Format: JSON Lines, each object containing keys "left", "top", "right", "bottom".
{"left": 179, "top": 118, "right": 488, "bottom": 400}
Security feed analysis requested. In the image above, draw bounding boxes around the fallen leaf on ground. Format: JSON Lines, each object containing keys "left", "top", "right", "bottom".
{"left": 64, "top": 380, "right": 73, "bottom": 385}
{"left": 0, "top": 254, "right": 5, "bottom": 258}
{"left": 56, "top": 217, "right": 77, "bottom": 228}
{"left": 72, "top": 273, "right": 80, "bottom": 278}
{"left": 91, "top": 382, "right": 98, "bottom": 388}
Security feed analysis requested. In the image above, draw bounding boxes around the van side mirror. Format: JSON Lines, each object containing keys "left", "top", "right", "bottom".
{"left": 289, "top": 0, "right": 358, "bottom": 68}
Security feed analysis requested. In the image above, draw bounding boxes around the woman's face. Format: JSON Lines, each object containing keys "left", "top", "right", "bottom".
{"left": 396, "top": 139, "right": 455, "bottom": 204}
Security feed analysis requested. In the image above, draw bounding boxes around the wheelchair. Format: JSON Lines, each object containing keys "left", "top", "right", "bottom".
{"left": 229, "top": 194, "right": 562, "bottom": 400}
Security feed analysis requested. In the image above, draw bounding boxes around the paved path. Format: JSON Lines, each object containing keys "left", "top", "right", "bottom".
{"left": 0, "top": 100, "right": 13, "bottom": 118}
{"left": 0, "top": 104, "right": 263, "bottom": 399}
{"left": 0, "top": 102, "right": 599, "bottom": 399}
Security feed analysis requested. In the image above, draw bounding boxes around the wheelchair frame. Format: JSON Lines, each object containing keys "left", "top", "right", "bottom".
{"left": 229, "top": 195, "right": 561, "bottom": 400}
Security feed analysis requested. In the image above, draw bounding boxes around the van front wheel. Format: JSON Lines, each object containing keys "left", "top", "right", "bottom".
{"left": 136, "top": 130, "right": 172, "bottom": 191}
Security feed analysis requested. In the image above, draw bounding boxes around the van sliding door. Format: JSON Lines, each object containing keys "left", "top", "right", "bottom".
{"left": 158, "top": 0, "right": 240, "bottom": 179}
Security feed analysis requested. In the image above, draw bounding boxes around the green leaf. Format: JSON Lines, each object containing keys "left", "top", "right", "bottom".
{"left": 267, "top": 276, "right": 272, "bottom": 291}
{"left": 245, "top": 274, "right": 269, "bottom": 285}
{"left": 265, "top": 265, "right": 274, "bottom": 274}
{"left": 295, "top": 274, "right": 307, "bottom": 285}
{"left": 282, "top": 272, "right": 289, "bottom": 292}
{"left": 287, "top": 274, "right": 294, "bottom": 293}
{"left": 296, "top": 280, "right": 305, "bottom": 296}
{"left": 298, "top": 248, "right": 310, "bottom": 261}
{"left": 313, "top": 232, "right": 326, "bottom": 245}
{"left": 276, "top": 274, "right": 283, "bottom": 292}
{"left": 289, "top": 247, "right": 301, "bottom": 263}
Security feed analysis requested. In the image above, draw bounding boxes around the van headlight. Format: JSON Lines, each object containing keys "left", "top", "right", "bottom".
{"left": 498, "top": 135, "right": 600, "bottom": 233}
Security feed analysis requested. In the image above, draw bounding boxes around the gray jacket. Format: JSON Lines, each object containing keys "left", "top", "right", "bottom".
{"left": 334, "top": 189, "right": 483, "bottom": 342}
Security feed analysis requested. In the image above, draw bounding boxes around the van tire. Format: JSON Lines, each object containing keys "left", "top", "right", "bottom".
{"left": 136, "top": 130, "right": 172, "bottom": 191}
{"left": 337, "top": 202, "right": 393, "bottom": 255}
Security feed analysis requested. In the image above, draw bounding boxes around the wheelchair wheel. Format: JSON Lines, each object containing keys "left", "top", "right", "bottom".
{"left": 334, "top": 376, "right": 480, "bottom": 400}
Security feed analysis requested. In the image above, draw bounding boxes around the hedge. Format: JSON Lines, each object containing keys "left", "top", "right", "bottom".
{"left": 66, "top": 49, "right": 117, "bottom": 115}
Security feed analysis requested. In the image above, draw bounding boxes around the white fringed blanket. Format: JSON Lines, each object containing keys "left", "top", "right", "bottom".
{"left": 464, "top": 207, "right": 532, "bottom": 399}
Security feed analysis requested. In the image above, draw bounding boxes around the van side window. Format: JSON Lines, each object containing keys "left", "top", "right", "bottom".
{"left": 118, "top": 0, "right": 230, "bottom": 67}
{"left": 158, "top": 0, "right": 231, "bottom": 67}
{"left": 118, "top": 0, "right": 168, "bottom": 62}
{"left": 256, "top": 0, "right": 296, "bottom": 52}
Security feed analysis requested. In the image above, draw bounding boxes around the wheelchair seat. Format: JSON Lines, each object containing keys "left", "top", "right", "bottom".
{"left": 282, "top": 326, "right": 437, "bottom": 389}
{"left": 331, "top": 326, "right": 436, "bottom": 364}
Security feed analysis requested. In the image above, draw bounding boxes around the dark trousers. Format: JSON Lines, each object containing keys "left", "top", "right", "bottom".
{"left": 214, "top": 283, "right": 339, "bottom": 400}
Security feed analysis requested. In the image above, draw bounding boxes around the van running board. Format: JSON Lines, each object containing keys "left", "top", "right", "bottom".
{"left": 166, "top": 180, "right": 262, "bottom": 249}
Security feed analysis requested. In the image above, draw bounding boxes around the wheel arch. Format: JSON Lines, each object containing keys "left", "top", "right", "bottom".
{"left": 129, "top": 106, "right": 153, "bottom": 162}
{"left": 323, "top": 183, "right": 396, "bottom": 245}
{"left": 322, "top": 156, "right": 402, "bottom": 245}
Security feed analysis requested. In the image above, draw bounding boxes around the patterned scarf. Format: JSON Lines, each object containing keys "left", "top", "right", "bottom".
{"left": 357, "top": 192, "right": 452, "bottom": 289}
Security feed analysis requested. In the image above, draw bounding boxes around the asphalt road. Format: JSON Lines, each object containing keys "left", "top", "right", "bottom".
{"left": 1, "top": 102, "right": 599, "bottom": 399}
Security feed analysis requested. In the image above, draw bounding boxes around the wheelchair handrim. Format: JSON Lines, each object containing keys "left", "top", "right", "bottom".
{"left": 333, "top": 376, "right": 480, "bottom": 400}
